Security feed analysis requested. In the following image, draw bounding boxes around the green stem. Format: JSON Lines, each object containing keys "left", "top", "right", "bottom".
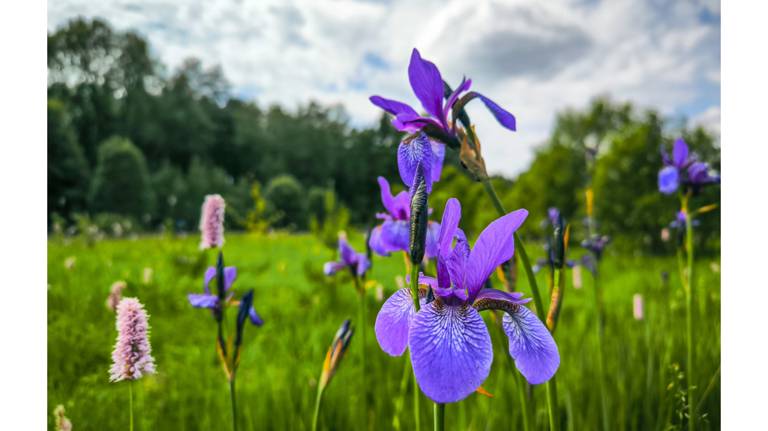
{"left": 545, "top": 378, "right": 558, "bottom": 430}
{"left": 592, "top": 274, "right": 609, "bottom": 431}
{"left": 481, "top": 179, "right": 517, "bottom": 288}
{"left": 684, "top": 203, "right": 696, "bottom": 431}
{"left": 481, "top": 177, "right": 555, "bottom": 428}
{"left": 312, "top": 386, "right": 325, "bottom": 431}
{"left": 696, "top": 365, "right": 720, "bottom": 413}
{"left": 129, "top": 380, "right": 134, "bottom": 431}
{"left": 230, "top": 377, "right": 238, "bottom": 431}
{"left": 409, "top": 264, "right": 421, "bottom": 431}
{"left": 355, "top": 278, "right": 368, "bottom": 427}
{"left": 514, "top": 369, "right": 533, "bottom": 431}
{"left": 433, "top": 403, "right": 444, "bottom": 431}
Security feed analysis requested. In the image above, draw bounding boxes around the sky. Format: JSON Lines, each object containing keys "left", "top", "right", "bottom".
{"left": 48, "top": 0, "right": 721, "bottom": 176}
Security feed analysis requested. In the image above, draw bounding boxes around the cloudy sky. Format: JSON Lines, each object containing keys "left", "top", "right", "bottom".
{"left": 48, "top": 0, "right": 720, "bottom": 176}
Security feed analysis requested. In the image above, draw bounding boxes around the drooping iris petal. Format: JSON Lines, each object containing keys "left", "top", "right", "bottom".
{"left": 476, "top": 94, "right": 517, "bottom": 131}
{"left": 438, "top": 198, "right": 461, "bottom": 255}
{"left": 430, "top": 141, "right": 446, "bottom": 183}
{"left": 323, "top": 261, "right": 346, "bottom": 276}
{"left": 397, "top": 135, "right": 433, "bottom": 193}
{"left": 408, "top": 48, "right": 446, "bottom": 127}
{"left": 672, "top": 137, "right": 689, "bottom": 168}
{"left": 380, "top": 219, "right": 410, "bottom": 252}
{"left": 368, "top": 225, "right": 391, "bottom": 256}
{"left": 465, "top": 209, "right": 529, "bottom": 296}
{"left": 369, "top": 95, "right": 418, "bottom": 117}
{"left": 188, "top": 293, "right": 219, "bottom": 308}
{"left": 687, "top": 161, "right": 719, "bottom": 185}
{"left": 409, "top": 302, "right": 493, "bottom": 403}
{"left": 425, "top": 221, "right": 441, "bottom": 259}
{"left": 249, "top": 306, "right": 264, "bottom": 326}
{"left": 375, "top": 288, "right": 417, "bottom": 356}
{"left": 502, "top": 306, "right": 560, "bottom": 385}
{"left": 658, "top": 165, "right": 680, "bottom": 194}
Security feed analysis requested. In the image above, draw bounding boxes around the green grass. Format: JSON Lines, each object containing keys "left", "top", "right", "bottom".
{"left": 48, "top": 232, "right": 720, "bottom": 430}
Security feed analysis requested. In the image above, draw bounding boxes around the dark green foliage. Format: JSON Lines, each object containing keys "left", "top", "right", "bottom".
{"left": 264, "top": 174, "right": 307, "bottom": 230}
{"left": 48, "top": 99, "right": 90, "bottom": 220}
{"left": 89, "top": 136, "right": 154, "bottom": 220}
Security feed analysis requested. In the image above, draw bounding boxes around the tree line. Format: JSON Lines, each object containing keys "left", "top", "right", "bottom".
{"left": 48, "top": 18, "right": 719, "bottom": 254}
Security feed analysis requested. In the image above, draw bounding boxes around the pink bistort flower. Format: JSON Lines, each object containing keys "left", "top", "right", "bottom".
{"left": 110, "top": 298, "right": 156, "bottom": 382}
{"left": 199, "top": 194, "right": 226, "bottom": 249}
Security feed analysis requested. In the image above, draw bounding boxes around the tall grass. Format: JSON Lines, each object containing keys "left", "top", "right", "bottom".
{"left": 48, "top": 233, "right": 720, "bottom": 430}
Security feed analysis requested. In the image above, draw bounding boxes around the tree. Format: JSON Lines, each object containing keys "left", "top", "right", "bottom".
{"left": 48, "top": 99, "right": 90, "bottom": 220}
{"left": 264, "top": 174, "right": 307, "bottom": 230}
{"left": 89, "top": 136, "right": 154, "bottom": 220}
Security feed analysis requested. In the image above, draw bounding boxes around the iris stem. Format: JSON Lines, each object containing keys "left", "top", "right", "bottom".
{"left": 683, "top": 196, "right": 696, "bottom": 431}
{"left": 129, "top": 380, "right": 134, "bottom": 431}
{"left": 409, "top": 264, "right": 422, "bottom": 431}
{"left": 592, "top": 273, "right": 609, "bottom": 431}
{"left": 230, "top": 376, "right": 238, "bottom": 431}
{"left": 545, "top": 378, "right": 558, "bottom": 430}
{"left": 480, "top": 179, "right": 517, "bottom": 288}
{"left": 480, "top": 177, "right": 555, "bottom": 429}
{"left": 514, "top": 363, "right": 533, "bottom": 431}
{"left": 354, "top": 277, "right": 368, "bottom": 428}
{"left": 433, "top": 403, "right": 444, "bottom": 431}
{"left": 311, "top": 385, "right": 325, "bottom": 431}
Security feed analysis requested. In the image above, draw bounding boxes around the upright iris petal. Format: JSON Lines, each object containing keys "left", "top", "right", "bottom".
{"left": 408, "top": 48, "right": 446, "bottom": 128}
{"left": 325, "top": 234, "right": 370, "bottom": 278}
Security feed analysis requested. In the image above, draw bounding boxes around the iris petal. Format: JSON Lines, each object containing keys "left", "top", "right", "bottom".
{"left": 673, "top": 137, "right": 689, "bottom": 168}
{"left": 658, "top": 166, "right": 680, "bottom": 194}
{"left": 503, "top": 306, "right": 560, "bottom": 384}
{"left": 425, "top": 221, "right": 441, "bottom": 259}
{"left": 249, "top": 306, "right": 264, "bottom": 326}
{"left": 409, "top": 302, "right": 493, "bottom": 403}
{"left": 465, "top": 209, "right": 528, "bottom": 297}
{"left": 375, "top": 288, "right": 417, "bottom": 356}
{"left": 476, "top": 94, "right": 516, "bottom": 131}
{"left": 380, "top": 219, "right": 410, "bottom": 253}
{"left": 430, "top": 140, "right": 446, "bottom": 183}
{"left": 369, "top": 95, "right": 418, "bottom": 117}
{"left": 188, "top": 293, "right": 219, "bottom": 308}
{"left": 323, "top": 261, "right": 346, "bottom": 276}
{"left": 408, "top": 48, "right": 446, "bottom": 127}
{"left": 397, "top": 135, "right": 433, "bottom": 193}
{"left": 438, "top": 198, "right": 461, "bottom": 256}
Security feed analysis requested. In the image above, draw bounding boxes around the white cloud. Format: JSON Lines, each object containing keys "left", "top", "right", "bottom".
{"left": 48, "top": 0, "right": 720, "bottom": 176}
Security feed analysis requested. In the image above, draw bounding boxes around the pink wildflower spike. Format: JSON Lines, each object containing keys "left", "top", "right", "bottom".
{"left": 633, "top": 293, "right": 644, "bottom": 321}
{"left": 199, "top": 194, "right": 226, "bottom": 249}
{"left": 110, "top": 298, "right": 156, "bottom": 382}
{"left": 106, "top": 280, "right": 128, "bottom": 311}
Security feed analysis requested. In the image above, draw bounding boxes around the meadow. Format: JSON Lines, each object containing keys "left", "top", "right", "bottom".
{"left": 48, "top": 231, "right": 720, "bottom": 430}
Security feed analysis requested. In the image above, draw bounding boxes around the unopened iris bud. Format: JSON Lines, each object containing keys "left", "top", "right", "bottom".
{"left": 235, "top": 290, "right": 254, "bottom": 349}
{"left": 551, "top": 213, "right": 566, "bottom": 268}
{"left": 409, "top": 164, "right": 429, "bottom": 265}
{"left": 319, "top": 319, "right": 354, "bottom": 390}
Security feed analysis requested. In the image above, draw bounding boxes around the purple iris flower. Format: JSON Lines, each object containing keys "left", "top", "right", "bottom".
{"left": 658, "top": 138, "right": 719, "bottom": 194}
{"left": 188, "top": 266, "right": 263, "bottom": 326}
{"left": 397, "top": 133, "right": 445, "bottom": 192}
{"left": 581, "top": 235, "right": 610, "bottom": 260}
{"left": 324, "top": 234, "right": 371, "bottom": 278}
{"left": 374, "top": 198, "right": 559, "bottom": 403}
{"left": 370, "top": 48, "right": 516, "bottom": 138}
{"left": 368, "top": 176, "right": 440, "bottom": 259}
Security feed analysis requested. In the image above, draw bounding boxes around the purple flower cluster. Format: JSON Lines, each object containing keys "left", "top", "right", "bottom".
{"left": 658, "top": 138, "right": 719, "bottom": 194}
{"left": 375, "top": 199, "right": 559, "bottom": 403}
{"left": 110, "top": 298, "right": 156, "bottom": 382}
